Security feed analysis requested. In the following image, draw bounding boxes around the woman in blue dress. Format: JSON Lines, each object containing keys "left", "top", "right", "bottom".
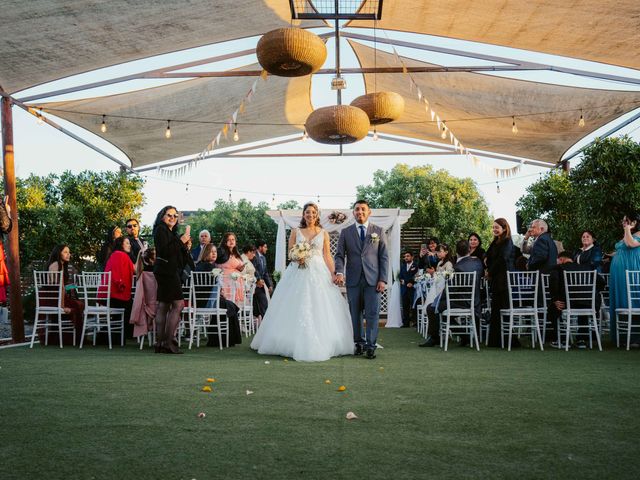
{"left": 609, "top": 213, "right": 640, "bottom": 344}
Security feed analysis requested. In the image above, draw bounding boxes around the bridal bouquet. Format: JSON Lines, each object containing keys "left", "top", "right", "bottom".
{"left": 289, "top": 241, "right": 312, "bottom": 269}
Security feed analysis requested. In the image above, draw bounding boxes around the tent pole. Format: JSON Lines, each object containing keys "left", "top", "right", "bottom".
{"left": 1, "top": 95, "right": 25, "bottom": 343}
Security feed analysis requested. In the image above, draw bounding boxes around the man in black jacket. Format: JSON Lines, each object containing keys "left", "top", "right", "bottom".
{"left": 399, "top": 250, "right": 419, "bottom": 327}
{"left": 252, "top": 240, "right": 273, "bottom": 320}
{"left": 527, "top": 219, "right": 557, "bottom": 273}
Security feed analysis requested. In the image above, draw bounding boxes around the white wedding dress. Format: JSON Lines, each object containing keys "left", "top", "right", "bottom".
{"left": 250, "top": 229, "right": 354, "bottom": 362}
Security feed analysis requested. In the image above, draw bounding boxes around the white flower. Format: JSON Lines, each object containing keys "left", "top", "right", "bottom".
{"left": 230, "top": 272, "right": 241, "bottom": 280}
{"left": 211, "top": 268, "right": 222, "bottom": 277}
{"left": 370, "top": 232, "right": 380, "bottom": 244}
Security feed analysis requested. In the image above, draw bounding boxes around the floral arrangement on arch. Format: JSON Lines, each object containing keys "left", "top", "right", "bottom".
{"left": 327, "top": 211, "right": 347, "bottom": 225}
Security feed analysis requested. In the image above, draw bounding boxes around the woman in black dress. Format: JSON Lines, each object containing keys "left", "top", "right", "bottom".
{"left": 152, "top": 206, "right": 194, "bottom": 354}
{"left": 195, "top": 244, "right": 242, "bottom": 347}
{"left": 485, "top": 218, "right": 516, "bottom": 347}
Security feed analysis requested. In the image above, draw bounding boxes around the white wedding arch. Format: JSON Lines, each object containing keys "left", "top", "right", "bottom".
{"left": 266, "top": 208, "right": 414, "bottom": 328}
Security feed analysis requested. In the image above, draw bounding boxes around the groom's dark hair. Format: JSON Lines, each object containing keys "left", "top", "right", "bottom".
{"left": 353, "top": 199, "right": 370, "bottom": 208}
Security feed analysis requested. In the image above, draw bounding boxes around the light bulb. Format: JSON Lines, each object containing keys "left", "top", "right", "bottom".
{"left": 496, "top": 183, "right": 501, "bottom": 194}
{"left": 165, "top": 120, "right": 171, "bottom": 139}
{"left": 512, "top": 117, "right": 518, "bottom": 135}
{"left": 36, "top": 113, "right": 44, "bottom": 125}
{"left": 579, "top": 111, "right": 585, "bottom": 128}
{"left": 233, "top": 124, "right": 239, "bottom": 142}
{"left": 440, "top": 124, "right": 447, "bottom": 140}
{"left": 373, "top": 128, "right": 379, "bottom": 141}
{"left": 100, "top": 115, "right": 107, "bottom": 133}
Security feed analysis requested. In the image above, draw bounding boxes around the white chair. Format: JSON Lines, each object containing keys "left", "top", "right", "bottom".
{"left": 615, "top": 270, "right": 640, "bottom": 350}
{"left": 439, "top": 272, "right": 479, "bottom": 352}
{"left": 190, "top": 272, "right": 229, "bottom": 350}
{"left": 599, "top": 273, "right": 610, "bottom": 337}
{"left": 500, "top": 271, "right": 543, "bottom": 351}
{"left": 31, "top": 270, "right": 76, "bottom": 348}
{"left": 480, "top": 278, "right": 491, "bottom": 345}
{"left": 558, "top": 270, "right": 601, "bottom": 351}
{"left": 237, "top": 279, "right": 256, "bottom": 337}
{"left": 539, "top": 274, "right": 552, "bottom": 343}
{"left": 177, "top": 276, "right": 194, "bottom": 347}
{"left": 77, "top": 271, "right": 125, "bottom": 349}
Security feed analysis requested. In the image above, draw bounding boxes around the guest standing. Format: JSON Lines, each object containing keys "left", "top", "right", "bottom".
{"left": 573, "top": 230, "right": 603, "bottom": 272}
{"left": 609, "top": 213, "right": 640, "bottom": 344}
{"left": 97, "top": 226, "right": 122, "bottom": 270}
{"left": 125, "top": 218, "right": 147, "bottom": 264}
{"left": 399, "top": 250, "right": 419, "bottom": 328}
{"left": 241, "top": 244, "right": 257, "bottom": 282}
{"left": 102, "top": 236, "right": 136, "bottom": 340}
{"left": 153, "top": 206, "right": 194, "bottom": 354}
{"left": 468, "top": 232, "right": 486, "bottom": 262}
{"left": 485, "top": 218, "right": 516, "bottom": 347}
{"left": 252, "top": 239, "right": 273, "bottom": 321}
{"left": 195, "top": 244, "right": 242, "bottom": 347}
{"left": 216, "top": 232, "right": 245, "bottom": 305}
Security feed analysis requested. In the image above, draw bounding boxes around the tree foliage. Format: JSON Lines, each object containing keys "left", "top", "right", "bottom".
{"left": 15, "top": 171, "right": 145, "bottom": 271}
{"left": 185, "top": 199, "right": 280, "bottom": 264}
{"left": 516, "top": 136, "right": 640, "bottom": 251}
{"left": 356, "top": 164, "right": 493, "bottom": 246}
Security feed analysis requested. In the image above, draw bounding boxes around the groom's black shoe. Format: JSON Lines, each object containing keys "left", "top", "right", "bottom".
{"left": 365, "top": 348, "right": 376, "bottom": 359}
{"left": 354, "top": 344, "right": 364, "bottom": 356}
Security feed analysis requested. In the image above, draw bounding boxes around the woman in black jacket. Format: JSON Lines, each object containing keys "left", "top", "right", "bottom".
{"left": 152, "top": 206, "right": 194, "bottom": 354}
{"left": 485, "top": 218, "right": 516, "bottom": 347}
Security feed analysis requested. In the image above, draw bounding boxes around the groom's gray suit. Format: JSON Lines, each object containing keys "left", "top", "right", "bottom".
{"left": 334, "top": 223, "right": 389, "bottom": 352}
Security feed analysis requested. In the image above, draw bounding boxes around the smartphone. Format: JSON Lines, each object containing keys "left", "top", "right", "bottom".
{"left": 420, "top": 243, "right": 426, "bottom": 250}
{"left": 185, "top": 225, "right": 191, "bottom": 236}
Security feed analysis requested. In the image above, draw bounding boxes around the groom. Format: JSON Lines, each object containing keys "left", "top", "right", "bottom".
{"left": 334, "top": 200, "right": 389, "bottom": 359}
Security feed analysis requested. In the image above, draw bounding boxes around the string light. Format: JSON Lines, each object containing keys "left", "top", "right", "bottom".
{"left": 440, "top": 122, "right": 447, "bottom": 139}
{"left": 302, "top": 128, "right": 308, "bottom": 142}
{"left": 185, "top": 184, "right": 189, "bottom": 193}
{"left": 36, "top": 113, "right": 44, "bottom": 125}
{"left": 372, "top": 128, "right": 379, "bottom": 141}
{"left": 511, "top": 116, "right": 518, "bottom": 135}
{"left": 233, "top": 123, "right": 239, "bottom": 142}
{"left": 165, "top": 120, "right": 171, "bottom": 139}
{"left": 100, "top": 115, "right": 107, "bottom": 133}
{"left": 317, "top": 195, "right": 320, "bottom": 204}
{"left": 496, "top": 182, "right": 501, "bottom": 194}
{"left": 579, "top": 109, "right": 585, "bottom": 128}
{"left": 228, "top": 189, "right": 232, "bottom": 202}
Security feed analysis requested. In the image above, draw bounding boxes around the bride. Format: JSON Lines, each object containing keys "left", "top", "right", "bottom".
{"left": 250, "top": 202, "right": 354, "bottom": 362}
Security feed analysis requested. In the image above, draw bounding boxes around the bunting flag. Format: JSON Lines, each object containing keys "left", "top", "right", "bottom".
{"left": 387, "top": 43, "right": 523, "bottom": 179}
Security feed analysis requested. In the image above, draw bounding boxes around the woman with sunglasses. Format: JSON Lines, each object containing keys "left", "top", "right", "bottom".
{"left": 152, "top": 206, "right": 194, "bottom": 354}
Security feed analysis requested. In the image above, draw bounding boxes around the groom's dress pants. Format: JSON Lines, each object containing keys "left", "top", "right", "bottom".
{"left": 347, "top": 273, "right": 380, "bottom": 350}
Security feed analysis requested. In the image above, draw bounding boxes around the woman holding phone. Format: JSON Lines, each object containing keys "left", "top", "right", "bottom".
{"left": 152, "top": 206, "right": 194, "bottom": 354}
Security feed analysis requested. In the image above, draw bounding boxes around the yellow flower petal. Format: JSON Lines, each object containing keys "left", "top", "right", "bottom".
{"left": 338, "top": 385, "right": 346, "bottom": 392}
{"left": 324, "top": 379, "right": 331, "bottom": 384}
{"left": 201, "top": 386, "right": 212, "bottom": 392}
{"left": 206, "top": 378, "right": 216, "bottom": 383}
{"left": 379, "top": 367, "right": 384, "bottom": 372}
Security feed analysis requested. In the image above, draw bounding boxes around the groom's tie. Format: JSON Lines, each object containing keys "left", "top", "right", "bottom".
{"left": 359, "top": 225, "right": 365, "bottom": 243}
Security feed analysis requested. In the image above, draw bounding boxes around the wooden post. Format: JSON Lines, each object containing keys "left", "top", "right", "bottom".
{"left": 1, "top": 95, "right": 25, "bottom": 343}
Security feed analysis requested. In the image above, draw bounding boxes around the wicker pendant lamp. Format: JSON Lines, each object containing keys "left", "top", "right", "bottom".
{"left": 350, "top": 91, "right": 405, "bottom": 125}
{"left": 305, "top": 105, "right": 370, "bottom": 144}
{"left": 256, "top": 28, "right": 327, "bottom": 77}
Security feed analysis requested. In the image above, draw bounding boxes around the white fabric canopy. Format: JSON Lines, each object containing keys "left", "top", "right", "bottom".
{"left": 266, "top": 208, "right": 414, "bottom": 327}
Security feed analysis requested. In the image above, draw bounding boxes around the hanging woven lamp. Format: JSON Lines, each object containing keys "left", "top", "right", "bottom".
{"left": 350, "top": 91, "right": 405, "bottom": 125}
{"left": 256, "top": 27, "right": 327, "bottom": 77}
{"left": 305, "top": 106, "right": 370, "bottom": 144}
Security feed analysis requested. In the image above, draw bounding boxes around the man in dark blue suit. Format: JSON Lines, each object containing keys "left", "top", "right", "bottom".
{"left": 420, "top": 240, "right": 484, "bottom": 347}
{"left": 399, "top": 250, "right": 419, "bottom": 328}
{"left": 527, "top": 219, "right": 557, "bottom": 273}
{"left": 252, "top": 239, "right": 273, "bottom": 319}
{"left": 191, "top": 229, "right": 211, "bottom": 262}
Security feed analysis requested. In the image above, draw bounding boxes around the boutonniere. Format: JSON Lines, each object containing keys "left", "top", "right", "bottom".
{"left": 370, "top": 233, "right": 379, "bottom": 244}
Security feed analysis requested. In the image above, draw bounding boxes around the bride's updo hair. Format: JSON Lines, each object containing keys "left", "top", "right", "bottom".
{"left": 299, "top": 202, "right": 321, "bottom": 228}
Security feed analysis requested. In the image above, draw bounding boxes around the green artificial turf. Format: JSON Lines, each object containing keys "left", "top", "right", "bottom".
{"left": 1, "top": 330, "right": 639, "bottom": 479}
